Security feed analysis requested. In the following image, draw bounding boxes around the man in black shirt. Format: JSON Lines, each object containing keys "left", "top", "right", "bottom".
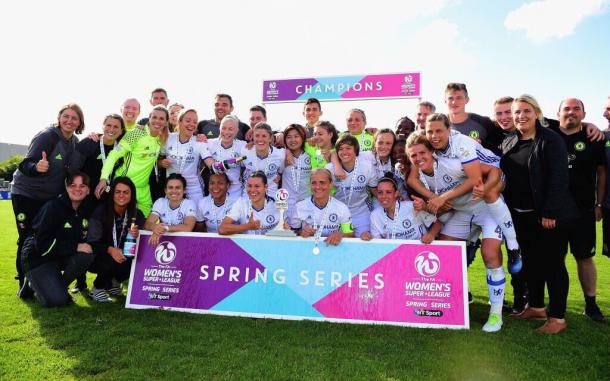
{"left": 197, "top": 93, "right": 249, "bottom": 140}
{"left": 552, "top": 98, "right": 606, "bottom": 322}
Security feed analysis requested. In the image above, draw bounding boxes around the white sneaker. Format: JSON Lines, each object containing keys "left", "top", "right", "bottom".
{"left": 482, "top": 313, "right": 503, "bottom": 332}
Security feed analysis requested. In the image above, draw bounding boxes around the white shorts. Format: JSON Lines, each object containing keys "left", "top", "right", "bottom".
{"left": 441, "top": 203, "right": 502, "bottom": 241}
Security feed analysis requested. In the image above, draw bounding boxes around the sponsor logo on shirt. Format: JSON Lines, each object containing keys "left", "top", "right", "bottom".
{"left": 574, "top": 141, "right": 586, "bottom": 151}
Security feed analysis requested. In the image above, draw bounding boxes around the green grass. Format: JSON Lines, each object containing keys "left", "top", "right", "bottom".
{"left": 1, "top": 201, "right": 609, "bottom": 381}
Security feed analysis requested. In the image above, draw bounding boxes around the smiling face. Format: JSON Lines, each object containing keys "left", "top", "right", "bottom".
{"left": 113, "top": 183, "right": 132, "bottom": 208}
{"left": 285, "top": 129, "right": 304, "bottom": 153}
{"left": 303, "top": 103, "right": 322, "bottom": 126}
{"left": 346, "top": 110, "right": 366, "bottom": 135}
{"left": 392, "top": 141, "right": 407, "bottom": 165}
{"left": 253, "top": 128, "right": 273, "bottom": 150}
{"left": 425, "top": 120, "right": 450, "bottom": 150}
{"left": 169, "top": 104, "right": 184, "bottom": 126}
{"left": 148, "top": 109, "right": 168, "bottom": 137}
{"left": 512, "top": 101, "right": 538, "bottom": 136}
{"left": 558, "top": 98, "right": 585, "bottom": 130}
{"left": 376, "top": 181, "right": 398, "bottom": 210}
{"left": 208, "top": 173, "right": 229, "bottom": 202}
{"left": 220, "top": 120, "right": 238, "bottom": 143}
{"left": 59, "top": 108, "right": 81, "bottom": 137}
{"left": 246, "top": 177, "right": 267, "bottom": 204}
{"left": 103, "top": 117, "right": 122, "bottom": 143}
{"left": 494, "top": 102, "right": 514, "bottom": 131}
{"left": 408, "top": 143, "right": 434, "bottom": 173}
{"left": 416, "top": 105, "right": 433, "bottom": 129}
{"left": 337, "top": 143, "right": 357, "bottom": 166}
{"left": 310, "top": 170, "right": 332, "bottom": 201}
{"left": 179, "top": 110, "right": 198, "bottom": 137}
{"left": 165, "top": 179, "right": 185, "bottom": 203}
{"left": 214, "top": 96, "right": 233, "bottom": 121}
{"left": 314, "top": 126, "right": 332, "bottom": 149}
{"left": 375, "top": 132, "right": 395, "bottom": 160}
{"left": 121, "top": 99, "right": 140, "bottom": 124}
{"left": 151, "top": 91, "right": 168, "bottom": 107}
{"left": 66, "top": 176, "right": 89, "bottom": 202}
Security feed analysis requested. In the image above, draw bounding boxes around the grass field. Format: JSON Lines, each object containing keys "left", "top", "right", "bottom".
{"left": 0, "top": 201, "right": 609, "bottom": 380}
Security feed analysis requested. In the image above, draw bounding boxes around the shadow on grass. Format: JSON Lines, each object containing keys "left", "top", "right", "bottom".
{"left": 19, "top": 293, "right": 610, "bottom": 381}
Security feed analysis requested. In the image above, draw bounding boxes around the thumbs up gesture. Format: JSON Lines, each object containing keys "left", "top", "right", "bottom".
{"left": 36, "top": 151, "right": 49, "bottom": 173}
{"left": 472, "top": 178, "right": 485, "bottom": 200}
{"left": 248, "top": 212, "right": 261, "bottom": 230}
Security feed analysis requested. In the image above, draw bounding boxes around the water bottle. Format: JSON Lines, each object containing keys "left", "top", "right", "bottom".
{"left": 211, "top": 156, "right": 247, "bottom": 174}
{"left": 123, "top": 223, "right": 137, "bottom": 258}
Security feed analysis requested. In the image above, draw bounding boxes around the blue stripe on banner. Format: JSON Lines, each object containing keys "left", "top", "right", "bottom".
{"left": 297, "top": 76, "right": 364, "bottom": 100}
{"left": 212, "top": 276, "right": 324, "bottom": 317}
{"left": 487, "top": 276, "right": 506, "bottom": 286}
{"left": 231, "top": 238, "right": 394, "bottom": 305}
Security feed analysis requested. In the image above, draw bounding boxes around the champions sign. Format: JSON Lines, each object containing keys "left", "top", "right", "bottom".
{"left": 126, "top": 233, "right": 468, "bottom": 329}
{"left": 262, "top": 73, "right": 421, "bottom": 103}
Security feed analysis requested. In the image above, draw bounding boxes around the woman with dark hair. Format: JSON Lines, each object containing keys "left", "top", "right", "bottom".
{"left": 282, "top": 124, "right": 312, "bottom": 226}
{"left": 241, "top": 123, "right": 286, "bottom": 198}
{"left": 95, "top": 105, "right": 170, "bottom": 216}
{"left": 18, "top": 172, "right": 95, "bottom": 307}
{"left": 12, "top": 103, "right": 86, "bottom": 289}
{"left": 326, "top": 134, "right": 378, "bottom": 238}
{"left": 395, "top": 116, "right": 416, "bottom": 140}
{"left": 195, "top": 172, "right": 234, "bottom": 233}
{"left": 145, "top": 173, "right": 197, "bottom": 245}
{"left": 305, "top": 121, "right": 339, "bottom": 170}
{"left": 74, "top": 114, "right": 125, "bottom": 201}
{"left": 501, "top": 95, "right": 578, "bottom": 334}
{"left": 87, "top": 177, "right": 145, "bottom": 302}
{"left": 219, "top": 171, "right": 279, "bottom": 235}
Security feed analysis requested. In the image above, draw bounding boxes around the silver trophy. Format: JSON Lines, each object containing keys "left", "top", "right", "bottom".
{"left": 266, "top": 188, "right": 296, "bottom": 237}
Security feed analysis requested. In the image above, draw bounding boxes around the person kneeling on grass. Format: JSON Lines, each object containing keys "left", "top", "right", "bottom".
{"left": 18, "top": 172, "right": 95, "bottom": 307}
{"left": 290, "top": 169, "right": 355, "bottom": 248}
{"left": 145, "top": 173, "right": 197, "bottom": 246}
{"left": 87, "top": 177, "right": 145, "bottom": 303}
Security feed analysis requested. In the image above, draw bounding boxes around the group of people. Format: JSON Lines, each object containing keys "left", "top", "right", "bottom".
{"left": 11, "top": 85, "right": 610, "bottom": 335}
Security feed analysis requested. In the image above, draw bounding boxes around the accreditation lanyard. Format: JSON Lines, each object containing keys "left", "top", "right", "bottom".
{"left": 385, "top": 201, "right": 400, "bottom": 240}
{"left": 112, "top": 213, "right": 128, "bottom": 248}
{"left": 342, "top": 159, "right": 359, "bottom": 209}
{"left": 99, "top": 139, "right": 117, "bottom": 164}
{"left": 313, "top": 197, "right": 332, "bottom": 255}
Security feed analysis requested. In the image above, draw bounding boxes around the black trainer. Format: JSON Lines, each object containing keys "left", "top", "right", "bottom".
{"left": 512, "top": 295, "right": 528, "bottom": 314}
{"left": 17, "top": 278, "right": 34, "bottom": 300}
{"left": 584, "top": 303, "right": 606, "bottom": 323}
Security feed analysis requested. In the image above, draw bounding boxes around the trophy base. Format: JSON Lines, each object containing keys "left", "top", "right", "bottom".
{"left": 265, "top": 229, "right": 297, "bottom": 237}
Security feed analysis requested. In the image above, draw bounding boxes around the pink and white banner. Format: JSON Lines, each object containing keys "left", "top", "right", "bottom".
{"left": 262, "top": 73, "right": 421, "bottom": 103}
{"left": 127, "top": 233, "right": 468, "bottom": 329}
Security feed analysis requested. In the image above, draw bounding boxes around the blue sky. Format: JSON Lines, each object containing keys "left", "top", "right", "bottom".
{"left": 0, "top": 0, "right": 608, "bottom": 145}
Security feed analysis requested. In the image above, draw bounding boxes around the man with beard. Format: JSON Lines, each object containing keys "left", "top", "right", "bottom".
{"left": 197, "top": 94, "right": 249, "bottom": 140}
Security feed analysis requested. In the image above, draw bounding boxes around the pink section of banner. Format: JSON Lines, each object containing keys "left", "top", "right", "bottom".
{"left": 341, "top": 73, "right": 420, "bottom": 99}
{"left": 313, "top": 243, "right": 466, "bottom": 327}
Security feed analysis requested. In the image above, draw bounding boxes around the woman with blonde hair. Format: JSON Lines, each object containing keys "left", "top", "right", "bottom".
{"left": 500, "top": 94, "right": 578, "bottom": 334}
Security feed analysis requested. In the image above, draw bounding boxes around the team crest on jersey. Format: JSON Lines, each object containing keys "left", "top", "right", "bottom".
{"left": 469, "top": 130, "right": 480, "bottom": 139}
{"left": 329, "top": 213, "right": 338, "bottom": 223}
{"left": 304, "top": 156, "right": 311, "bottom": 165}
{"left": 402, "top": 219, "right": 412, "bottom": 228}
{"left": 443, "top": 174, "right": 453, "bottom": 183}
{"left": 574, "top": 141, "right": 586, "bottom": 151}
{"left": 364, "top": 140, "right": 372, "bottom": 147}
{"left": 17, "top": 213, "right": 26, "bottom": 222}
{"left": 357, "top": 175, "right": 366, "bottom": 183}
{"left": 266, "top": 215, "right": 276, "bottom": 224}
{"left": 268, "top": 163, "right": 278, "bottom": 172}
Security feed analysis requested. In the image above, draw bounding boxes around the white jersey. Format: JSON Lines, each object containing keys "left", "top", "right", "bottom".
{"left": 206, "top": 138, "right": 247, "bottom": 202}
{"left": 151, "top": 197, "right": 197, "bottom": 225}
{"left": 419, "top": 156, "right": 484, "bottom": 212}
{"left": 326, "top": 158, "right": 378, "bottom": 218}
{"left": 162, "top": 133, "right": 211, "bottom": 203}
{"left": 226, "top": 196, "right": 280, "bottom": 235}
{"left": 291, "top": 197, "right": 352, "bottom": 237}
{"left": 360, "top": 151, "right": 393, "bottom": 182}
{"left": 196, "top": 196, "right": 236, "bottom": 233}
{"left": 370, "top": 201, "right": 431, "bottom": 240}
{"left": 282, "top": 151, "right": 312, "bottom": 225}
{"left": 435, "top": 130, "right": 500, "bottom": 168}
{"left": 242, "top": 146, "right": 286, "bottom": 198}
